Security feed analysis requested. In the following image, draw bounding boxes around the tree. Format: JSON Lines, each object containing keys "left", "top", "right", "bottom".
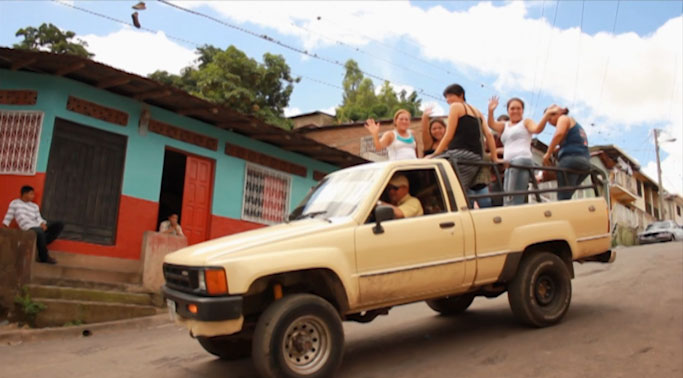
{"left": 13, "top": 23, "right": 93, "bottom": 58}
{"left": 149, "top": 45, "right": 299, "bottom": 129}
{"left": 335, "top": 59, "right": 422, "bottom": 123}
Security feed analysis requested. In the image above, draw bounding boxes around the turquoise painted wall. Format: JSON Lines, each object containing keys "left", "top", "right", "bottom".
{"left": 0, "top": 69, "right": 338, "bottom": 219}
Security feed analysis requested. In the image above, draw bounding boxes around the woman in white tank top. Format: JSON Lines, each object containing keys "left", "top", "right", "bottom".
{"left": 364, "top": 109, "right": 417, "bottom": 160}
{"left": 487, "top": 97, "right": 552, "bottom": 205}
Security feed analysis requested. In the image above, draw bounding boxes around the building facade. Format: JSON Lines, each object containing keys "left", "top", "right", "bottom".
{"left": 0, "top": 49, "right": 363, "bottom": 261}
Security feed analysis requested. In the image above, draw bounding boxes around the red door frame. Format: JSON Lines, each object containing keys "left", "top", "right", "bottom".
{"left": 164, "top": 147, "right": 215, "bottom": 245}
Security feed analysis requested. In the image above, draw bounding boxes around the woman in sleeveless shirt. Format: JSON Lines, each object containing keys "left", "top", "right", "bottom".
{"left": 543, "top": 105, "right": 591, "bottom": 200}
{"left": 427, "top": 84, "right": 498, "bottom": 191}
{"left": 420, "top": 105, "right": 446, "bottom": 156}
{"left": 364, "top": 109, "right": 417, "bottom": 160}
{"left": 487, "top": 96, "right": 553, "bottom": 205}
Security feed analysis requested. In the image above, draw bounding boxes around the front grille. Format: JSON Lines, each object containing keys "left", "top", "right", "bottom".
{"left": 163, "top": 264, "right": 202, "bottom": 293}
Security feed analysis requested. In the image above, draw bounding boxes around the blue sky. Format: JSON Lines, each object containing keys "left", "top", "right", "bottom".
{"left": 1, "top": 1, "right": 681, "bottom": 194}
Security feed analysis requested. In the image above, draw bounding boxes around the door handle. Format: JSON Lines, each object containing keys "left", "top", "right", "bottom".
{"left": 439, "top": 222, "right": 455, "bottom": 229}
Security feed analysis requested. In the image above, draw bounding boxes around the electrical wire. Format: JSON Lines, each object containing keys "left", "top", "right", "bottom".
{"left": 571, "top": 0, "right": 586, "bottom": 109}
{"left": 596, "top": 0, "right": 621, "bottom": 116}
{"left": 157, "top": 0, "right": 445, "bottom": 102}
{"left": 530, "top": 0, "right": 561, "bottom": 118}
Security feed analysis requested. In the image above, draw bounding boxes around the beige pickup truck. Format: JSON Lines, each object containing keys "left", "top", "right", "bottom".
{"left": 163, "top": 159, "right": 614, "bottom": 378}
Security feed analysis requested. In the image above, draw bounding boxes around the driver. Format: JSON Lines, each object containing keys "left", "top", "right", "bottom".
{"left": 380, "top": 174, "right": 423, "bottom": 219}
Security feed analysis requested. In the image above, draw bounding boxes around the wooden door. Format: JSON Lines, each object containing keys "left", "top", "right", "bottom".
{"left": 42, "top": 118, "right": 126, "bottom": 245}
{"left": 181, "top": 156, "right": 213, "bottom": 245}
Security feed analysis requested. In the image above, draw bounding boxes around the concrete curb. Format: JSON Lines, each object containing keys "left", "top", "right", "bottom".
{"left": 0, "top": 313, "right": 172, "bottom": 345}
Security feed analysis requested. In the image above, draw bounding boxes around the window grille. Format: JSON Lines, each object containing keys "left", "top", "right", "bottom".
{"left": 0, "top": 111, "right": 43, "bottom": 175}
{"left": 242, "top": 163, "right": 291, "bottom": 224}
{"left": 360, "top": 135, "right": 388, "bottom": 161}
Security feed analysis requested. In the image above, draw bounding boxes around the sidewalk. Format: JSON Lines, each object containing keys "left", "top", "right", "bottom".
{"left": 0, "top": 313, "right": 172, "bottom": 346}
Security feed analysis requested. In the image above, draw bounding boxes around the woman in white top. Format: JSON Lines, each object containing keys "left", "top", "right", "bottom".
{"left": 364, "top": 109, "right": 417, "bottom": 160}
{"left": 487, "top": 97, "right": 552, "bottom": 205}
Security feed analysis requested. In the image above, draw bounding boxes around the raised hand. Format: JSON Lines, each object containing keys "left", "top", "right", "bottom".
{"left": 488, "top": 96, "right": 499, "bottom": 113}
{"left": 421, "top": 105, "right": 433, "bottom": 119}
{"left": 364, "top": 119, "right": 380, "bottom": 135}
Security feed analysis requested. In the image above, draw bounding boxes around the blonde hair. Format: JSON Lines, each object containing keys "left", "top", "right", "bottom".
{"left": 393, "top": 109, "right": 411, "bottom": 125}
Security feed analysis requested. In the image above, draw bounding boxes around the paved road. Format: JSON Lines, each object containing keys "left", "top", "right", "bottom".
{"left": 2, "top": 242, "right": 682, "bottom": 378}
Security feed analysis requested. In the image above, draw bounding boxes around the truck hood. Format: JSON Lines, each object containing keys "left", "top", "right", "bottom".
{"left": 164, "top": 218, "right": 350, "bottom": 265}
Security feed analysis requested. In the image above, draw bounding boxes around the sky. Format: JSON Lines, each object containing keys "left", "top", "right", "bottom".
{"left": 1, "top": 0, "right": 681, "bottom": 195}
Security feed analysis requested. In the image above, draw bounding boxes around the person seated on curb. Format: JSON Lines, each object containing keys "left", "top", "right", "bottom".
{"left": 2, "top": 185, "right": 63, "bottom": 264}
{"left": 379, "top": 174, "right": 424, "bottom": 219}
{"left": 159, "top": 213, "right": 184, "bottom": 236}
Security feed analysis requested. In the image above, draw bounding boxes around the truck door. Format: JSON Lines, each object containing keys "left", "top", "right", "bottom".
{"left": 354, "top": 167, "right": 469, "bottom": 307}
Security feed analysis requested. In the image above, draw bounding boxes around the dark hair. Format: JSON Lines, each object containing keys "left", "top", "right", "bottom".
{"left": 543, "top": 106, "right": 570, "bottom": 115}
{"left": 497, "top": 114, "right": 510, "bottom": 122}
{"left": 507, "top": 97, "right": 525, "bottom": 110}
{"left": 442, "top": 84, "right": 466, "bottom": 102}
{"left": 20, "top": 185, "right": 34, "bottom": 195}
{"left": 428, "top": 119, "right": 446, "bottom": 141}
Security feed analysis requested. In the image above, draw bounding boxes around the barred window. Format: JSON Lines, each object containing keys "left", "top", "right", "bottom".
{"left": 0, "top": 111, "right": 43, "bottom": 175}
{"left": 242, "top": 163, "right": 291, "bottom": 224}
{"left": 360, "top": 135, "right": 388, "bottom": 161}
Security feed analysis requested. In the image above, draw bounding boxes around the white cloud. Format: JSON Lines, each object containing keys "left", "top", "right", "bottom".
{"left": 320, "top": 106, "right": 336, "bottom": 116}
{"left": 420, "top": 101, "right": 446, "bottom": 117}
{"left": 284, "top": 107, "right": 302, "bottom": 117}
{"left": 81, "top": 27, "right": 196, "bottom": 76}
{"left": 183, "top": 0, "right": 681, "bottom": 193}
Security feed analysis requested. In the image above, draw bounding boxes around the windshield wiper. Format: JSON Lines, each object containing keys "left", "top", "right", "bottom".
{"left": 294, "top": 211, "right": 329, "bottom": 221}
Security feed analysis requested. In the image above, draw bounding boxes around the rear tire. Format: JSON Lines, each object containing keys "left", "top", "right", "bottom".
{"left": 426, "top": 294, "right": 475, "bottom": 315}
{"left": 508, "top": 252, "right": 572, "bottom": 327}
{"left": 252, "top": 294, "right": 344, "bottom": 378}
{"left": 197, "top": 332, "right": 252, "bottom": 360}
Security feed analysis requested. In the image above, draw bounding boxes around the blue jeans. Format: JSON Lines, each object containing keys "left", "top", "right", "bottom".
{"left": 504, "top": 157, "right": 534, "bottom": 206}
{"left": 468, "top": 186, "right": 492, "bottom": 209}
{"left": 557, "top": 155, "right": 591, "bottom": 200}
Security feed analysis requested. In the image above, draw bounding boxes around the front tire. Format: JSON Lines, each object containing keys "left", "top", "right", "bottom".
{"left": 252, "top": 294, "right": 344, "bottom": 378}
{"left": 508, "top": 252, "right": 572, "bottom": 327}
{"left": 426, "top": 294, "right": 475, "bottom": 315}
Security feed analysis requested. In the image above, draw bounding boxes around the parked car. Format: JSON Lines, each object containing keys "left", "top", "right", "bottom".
{"left": 638, "top": 221, "right": 683, "bottom": 244}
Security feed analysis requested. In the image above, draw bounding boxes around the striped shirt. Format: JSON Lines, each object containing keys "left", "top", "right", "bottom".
{"left": 2, "top": 199, "right": 46, "bottom": 231}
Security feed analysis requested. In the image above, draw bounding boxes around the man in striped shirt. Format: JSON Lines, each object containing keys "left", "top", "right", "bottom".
{"left": 2, "top": 185, "right": 63, "bottom": 264}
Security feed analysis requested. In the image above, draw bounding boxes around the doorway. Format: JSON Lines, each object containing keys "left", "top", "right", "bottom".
{"left": 158, "top": 149, "right": 214, "bottom": 245}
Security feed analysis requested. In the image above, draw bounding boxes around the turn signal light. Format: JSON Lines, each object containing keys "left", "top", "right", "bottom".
{"left": 205, "top": 268, "right": 228, "bottom": 295}
{"left": 187, "top": 304, "right": 198, "bottom": 314}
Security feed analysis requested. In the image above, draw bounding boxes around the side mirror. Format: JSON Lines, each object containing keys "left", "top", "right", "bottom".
{"left": 373, "top": 205, "right": 395, "bottom": 235}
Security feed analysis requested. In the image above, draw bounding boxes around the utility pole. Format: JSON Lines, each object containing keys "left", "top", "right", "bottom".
{"left": 654, "top": 129, "right": 664, "bottom": 220}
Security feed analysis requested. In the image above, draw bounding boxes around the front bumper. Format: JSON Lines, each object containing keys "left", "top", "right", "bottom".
{"left": 163, "top": 285, "right": 243, "bottom": 321}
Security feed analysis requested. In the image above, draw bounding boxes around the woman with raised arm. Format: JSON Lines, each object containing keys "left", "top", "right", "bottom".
{"left": 420, "top": 106, "right": 446, "bottom": 156}
{"left": 364, "top": 108, "right": 417, "bottom": 160}
{"left": 428, "top": 84, "right": 498, "bottom": 191}
{"left": 488, "top": 96, "right": 552, "bottom": 205}
{"left": 543, "top": 105, "right": 591, "bottom": 200}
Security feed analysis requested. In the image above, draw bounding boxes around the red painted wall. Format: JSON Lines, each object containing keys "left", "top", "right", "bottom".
{"left": 209, "top": 214, "right": 264, "bottom": 239}
{"left": 2, "top": 174, "right": 158, "bottom": 260}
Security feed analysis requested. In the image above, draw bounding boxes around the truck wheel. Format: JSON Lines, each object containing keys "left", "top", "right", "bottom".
{"left": 508, "top": 252, "right": 572, "bottom": 327}
{"left": 197, "top": 332, "right": 252, "bottom": 360}
{"left": 426, "top": 294, "right": 475, "bottom": 315}
{"left": 252, "top": 294, "right": 344, "bottom": 378}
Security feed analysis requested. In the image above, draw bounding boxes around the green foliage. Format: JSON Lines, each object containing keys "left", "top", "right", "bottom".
{"left": 13, "top": 23, "right": 93, "bottom": 58}
{"left": 63, "top": 319, "right": 84, "bottom": 327}
{"left": 148, "top": 44, "right": 299, "bottom": 130}
{"left": 14, "top": 286, "right": 46, "bottom": 328}
{"left": 336, "top": 59, "right": 422, "bottom": 123}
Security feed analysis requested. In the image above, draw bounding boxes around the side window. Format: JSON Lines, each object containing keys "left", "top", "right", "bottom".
{"left": 366, "top": 168, "right": 448, "bottom": 223}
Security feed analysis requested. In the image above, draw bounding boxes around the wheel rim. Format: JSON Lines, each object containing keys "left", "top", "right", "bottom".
{"left": 534, "top": 274, "right": 556, "bottom": 306}
{"left": 282, "top": 315, "right": 331, "bottom": 375}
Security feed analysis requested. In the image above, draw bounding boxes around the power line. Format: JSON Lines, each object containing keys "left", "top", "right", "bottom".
{"left": 528, "top": 0, "right": 547, "bottom": 113}
{"left": 530, "top": 0, "right": 561, "bottom": 118}
{"left": 157, "top": 0, "right": 445, "bottom": 102}
{"left": 291, "top": 22, "right": 443, "bottom": 84}
{"left": 571, "top": 0, "right": 586, "bottom": 109}
{"left": 53, "top": 0, "right": 347, "bottom": 93}
{"left": 596, "top": 0, "right": 621, "bottom": 115}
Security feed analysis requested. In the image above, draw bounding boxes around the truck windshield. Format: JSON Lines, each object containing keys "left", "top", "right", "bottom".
{"left": 289, "top": 167, "right": 381, "bottom": 221}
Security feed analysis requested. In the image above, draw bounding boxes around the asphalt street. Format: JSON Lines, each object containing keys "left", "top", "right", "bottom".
{"left": 1, "top": 242, "right": 681, "bottom": 378}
